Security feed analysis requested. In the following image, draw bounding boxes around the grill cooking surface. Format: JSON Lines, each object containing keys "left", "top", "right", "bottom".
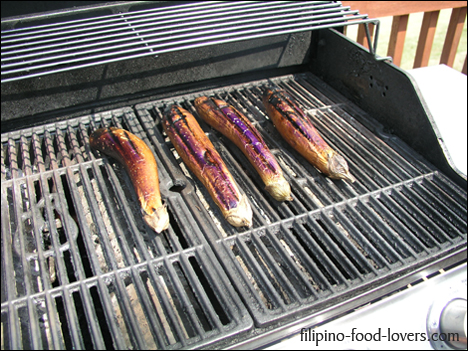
{"left": 1, "top": 73, "right": 467, "bottom": 349}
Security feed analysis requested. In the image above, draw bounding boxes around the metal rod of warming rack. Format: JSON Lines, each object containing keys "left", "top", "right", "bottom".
{"left": 1, "top": 1, "right": 379, "bottom": 83}
{"left": 0, "top": 2, "right": 355, "bottom": 63}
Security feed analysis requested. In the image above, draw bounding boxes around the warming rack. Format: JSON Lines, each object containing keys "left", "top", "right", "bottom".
{"left": 1, "top": 1, "right": 379, "bottom": 83}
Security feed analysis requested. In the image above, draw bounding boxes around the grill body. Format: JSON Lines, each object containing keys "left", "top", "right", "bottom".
{"left": 1, "top": 2, "right": 467, "bottom": 349}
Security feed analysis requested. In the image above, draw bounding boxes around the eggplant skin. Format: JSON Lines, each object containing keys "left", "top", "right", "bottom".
{"left": 162, "top": 105, "right": 252, "bottom": 228}
{"left": 89, "top": 127, "right": 169, "bottom": 233}
{"left": 263, "top": 87, "right": 356, "bottom": 183}
{"left": 194, "top": 96, "right": 292, "bottom": 201}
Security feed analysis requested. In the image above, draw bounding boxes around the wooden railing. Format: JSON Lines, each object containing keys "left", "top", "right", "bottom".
{"left": 341, "top": 1, "right": 467, "bottom": 74}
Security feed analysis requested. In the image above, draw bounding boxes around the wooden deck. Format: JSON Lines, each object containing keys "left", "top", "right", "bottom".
{"left": 342, "top": 1, "right": 467, "bottom": 74}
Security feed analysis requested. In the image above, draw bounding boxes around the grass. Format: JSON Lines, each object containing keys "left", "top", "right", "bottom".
{"left": 345, "top": 8, "right": 467, "bottom": 72}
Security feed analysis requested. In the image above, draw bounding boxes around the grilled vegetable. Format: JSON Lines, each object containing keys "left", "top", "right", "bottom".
{"left": 263, "top": 87, "right": 356, "bottom": 183}
{"left": 162, "top": 105, "right": 252, "bottom": 228}
{"left": 89, "top": 127, "right": 169, "bottom": 233}
{"left": 194, "top": 96, "right": 292, "bottom": 201}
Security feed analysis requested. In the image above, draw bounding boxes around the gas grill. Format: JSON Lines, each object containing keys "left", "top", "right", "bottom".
{"left": 1, "top": 1, "right": 467, "bottom": 350}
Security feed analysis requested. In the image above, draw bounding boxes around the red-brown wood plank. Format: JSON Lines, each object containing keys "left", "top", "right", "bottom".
{"left": 413, "top": 11, "right": 440, "bottom": 68}
{"left": 387, "top": 14, "right": 409, "bottom": 66}
{"left": 356, "top": 23, "right": 375, "bottom": 49}
{"left": 440, "top": 7, "right": 467, "bottom": 67}
{"left": 341, "top": 1, "right": 467, "bottom": 18}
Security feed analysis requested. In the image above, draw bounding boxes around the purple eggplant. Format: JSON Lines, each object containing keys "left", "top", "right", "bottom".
{"left": 195, "top": 96, "right": 292, "bottom": 201}
{"left": 162, "top": 105, "right": 252, "bottom": 228}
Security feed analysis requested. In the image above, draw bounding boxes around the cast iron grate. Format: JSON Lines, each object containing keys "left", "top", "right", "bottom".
{"left": 135, "top": 72, "right": 467, "bottom": 327}
{"left": 1, "top": 109, "right": 252, "bottom": 349}
{"left": 1, "top": 73, "right": 466, "bottom": 349}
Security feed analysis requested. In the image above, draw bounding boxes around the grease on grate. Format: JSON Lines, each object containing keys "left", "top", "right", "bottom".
{"left": 279, "top": 238, "right": 321, "bottom": 292}
{"left": 304, "top": 186, "right": 325, "bottom": 208}
{"left": 147, "top": 276, "right": 177, "bottom": 344}
{"left": 84, "top": 174, "right": 125, "bottom": 271}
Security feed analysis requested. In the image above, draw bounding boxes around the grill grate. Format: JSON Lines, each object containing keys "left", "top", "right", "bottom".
{"left": 1, "top": 73, "right": 466, "bottom": 349}
{"left": 1, "top": 109, "right": 252, "bottom": 349}
{"left": 1, "top": 1, "right": 378, "bottom": 83}
{"left": 135, "top": 72, "right": 467, "bottom": 327}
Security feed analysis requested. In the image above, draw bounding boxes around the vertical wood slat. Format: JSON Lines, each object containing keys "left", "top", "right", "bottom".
{"left": 356, "top": 23, "right": 375, "bottom": 49}
{"left": 414, "top": 10, "right": 440, "bottom": 68}
{"left": 344, "top": 2, "right": 467, "bottom": 72}
{"left": 440, "top": 6, "right": 467, "bottom": 67}
{"left": 387, "top": 14, "right": 409, "bottom": 66}
{"left": 342, "top": 25, "right": 347, "bottom": 36}
{"left": 356, "top": 24, "right": 367, "bottom": 47}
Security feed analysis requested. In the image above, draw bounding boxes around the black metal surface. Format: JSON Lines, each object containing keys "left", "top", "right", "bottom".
{"left": 134, "top": 73, "right": 467, "bottom": 331}
{"left": 1, "top": 2, "right": 467, "bottom": 349}
{"left": 1, "top": 1, "right": 379, "bottom": 124}
{"left": 1, "top": 109, "right": 252, "bottom": 349}
{"left": 308, "top": 28, "right": 467, "bottom": 190}
{"left": 0, "top": 32, "right": 311, "bottom": 125}
{"left": 1, "top": 1, "right": 372, "bottom": 83}
{"left": 1, "top": 71, "right": 466, "bottom": 350}
{"left": 1, "top": 1, "right": 119, "bottom": 20}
